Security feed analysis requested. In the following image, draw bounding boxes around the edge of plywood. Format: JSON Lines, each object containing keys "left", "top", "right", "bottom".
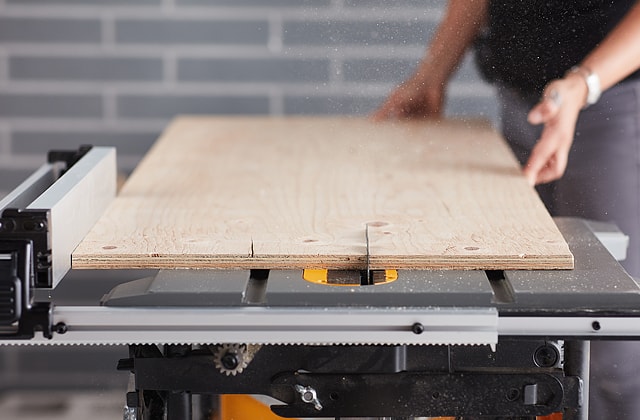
{"left": 72, "top": 253, "right": 574, "bottom": 270}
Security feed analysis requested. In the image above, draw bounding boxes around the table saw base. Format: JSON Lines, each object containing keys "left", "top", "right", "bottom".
{"left": 120, "top": 341, "right": 583, "bottom": 419}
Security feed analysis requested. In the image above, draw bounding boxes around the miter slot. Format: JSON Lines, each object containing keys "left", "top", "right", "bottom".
{"left": 242, "top": 269, "right": 270, "bottom": 304}
{"left": 486, "top": 270, "right": 515, "bottom": 304}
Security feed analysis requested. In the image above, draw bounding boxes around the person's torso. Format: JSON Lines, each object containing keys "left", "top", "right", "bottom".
{"left": 476, "top": 0, "right": 638, "bottom": 95}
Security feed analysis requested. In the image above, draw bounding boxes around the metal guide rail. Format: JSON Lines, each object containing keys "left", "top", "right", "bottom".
{"left": 0, "top": 306, "right": 499, "bottom": 347}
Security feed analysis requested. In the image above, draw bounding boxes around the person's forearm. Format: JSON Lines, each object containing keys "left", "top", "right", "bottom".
{"left": 580, "top": 1, "right": 640, "bottom": 90}
{"left": 416, "top": 0, "right": 489, "bottom": 85}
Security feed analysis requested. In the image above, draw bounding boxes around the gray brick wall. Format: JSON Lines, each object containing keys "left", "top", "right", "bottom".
{"left": 0, "top": 0, "right": 496, "bottom": 196}
{"left": 0, "top": 0, "right": 498, "bottom": 392}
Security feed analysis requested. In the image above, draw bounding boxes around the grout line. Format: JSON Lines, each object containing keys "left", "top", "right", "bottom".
{"left": 0, "top": 122, "right": 11, "bottom": 156}
{"left": 100, "top": 12, "right": 116, "bottom": 47}
{"left": 162, "top": 0, "right": 175, "bottom": 12}
{"left": 267, "top": 12, "right": 283, "bottom": 54}
{"left": 163, "top": 51, "right": 177, "bottom": 87}
{"left": 269, "top": 87, "right": 284, "bottom": 116}
{"left": 0, "top": 119, "right": 168, "bottom": 131}
{"left": 0, "top": 44, "right": 428, "bottom": 59}
{"left": 0, "top": 5, "right": 443, "bottom": 21}
{"left": 329, "top": 57, "right": 343, "bottom": 84}
{"left": 103, "top": 89, "right": 117, "bottom": 122}
{"left": 0, "top": 50, "right": 7, "bottom": 83}
{"left": 0, "top": 80, "right": 494, "bottom": 97}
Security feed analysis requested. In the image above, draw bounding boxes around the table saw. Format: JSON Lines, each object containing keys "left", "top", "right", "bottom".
{"left": 1, "top": 117, "right": 639, "bottom": 420}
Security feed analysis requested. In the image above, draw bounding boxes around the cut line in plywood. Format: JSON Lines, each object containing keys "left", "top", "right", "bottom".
{"left": 72, "top": 116, "right": 574, "bottom": 271}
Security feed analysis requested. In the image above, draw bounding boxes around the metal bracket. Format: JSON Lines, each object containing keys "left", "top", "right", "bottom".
{"left": 0, "top": 210, "right": 51, "bottom": 288}
{"left": 0, "top": 239, "right": 32, "bottom": 324}
{"left": 47, "top": 144, "right": 92, "bottom": 174}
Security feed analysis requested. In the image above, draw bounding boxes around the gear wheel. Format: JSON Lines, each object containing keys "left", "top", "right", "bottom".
{"left": 212, "top": 343, "right": 250, "bottom": 376}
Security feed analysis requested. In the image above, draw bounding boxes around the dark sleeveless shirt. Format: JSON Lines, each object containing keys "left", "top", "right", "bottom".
{"left": 475, "top": 0, "right": 640, "bottom": 96}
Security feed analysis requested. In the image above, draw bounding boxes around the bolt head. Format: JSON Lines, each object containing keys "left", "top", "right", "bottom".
{"left": 221, "top": 352, "right": 239, "bottom": 369}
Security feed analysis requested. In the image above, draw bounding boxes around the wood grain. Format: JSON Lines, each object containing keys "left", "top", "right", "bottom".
{"left": 72, "top": 116, "right": 574, "bottom": 270}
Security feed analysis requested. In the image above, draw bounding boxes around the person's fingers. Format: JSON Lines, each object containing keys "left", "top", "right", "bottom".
{"left": 523, "top": 140, "right": 555, "bottom": 185}
{"left": 528, "top": 88, "right": 562, "bottom": 125}
{"left": 371, "top": 93, "right": 400, "bottom": 121}
{"left": 533, "top": 153, "right": 568, "bottom": 185}
{"left": 371, "top": 105, "right": 393, "bottom": 121}
{"left": 373, "top": 82, "right": 443, "bottom": 121}
{"left": 523, "top": 126, "right": 570, "bottom": 185}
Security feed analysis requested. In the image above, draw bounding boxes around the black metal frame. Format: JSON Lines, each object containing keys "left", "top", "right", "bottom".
{"left": 120, "top": 340, "right": 583, "bottom": 419}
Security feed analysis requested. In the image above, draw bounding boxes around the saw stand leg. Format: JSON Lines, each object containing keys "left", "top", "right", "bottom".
{"left": 124, "top": 344, "right": 197, "bottom": 420}
{"left": 563, "top": 340, "right": 590, "bottom": 420}
{"left": 165, "top": 345, "right": 193, "bottom": 419}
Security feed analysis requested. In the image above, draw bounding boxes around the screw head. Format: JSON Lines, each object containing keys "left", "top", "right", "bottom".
{"left": 534, "top": 345, "right": 559, "bottom": 367}
{"left": 221, "top": 352, "right": 239, "bottom": 370}
{"left": 506, "top": 388, "right": 520, "bottom": 401}
{"left": 54, "top": 322, "right": 68, "bottom": 335}
{"left": 412, "top": 322, "right": 425, "bottom": 335}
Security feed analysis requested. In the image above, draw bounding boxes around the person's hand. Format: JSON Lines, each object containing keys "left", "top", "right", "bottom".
{"left": 372, "top": 72, "right": 445, "bottom": 121}
{"left": 524, "top": 73, "right": 589, "bottom": 185}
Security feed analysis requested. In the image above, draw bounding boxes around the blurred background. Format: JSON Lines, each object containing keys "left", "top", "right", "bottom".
{"left": 0, "top": 0, "right": 497, "bottom": 418}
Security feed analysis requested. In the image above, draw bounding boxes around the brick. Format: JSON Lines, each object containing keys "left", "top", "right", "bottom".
{"left": 283, "top": 94, "right": 498, "bottom": 122}
{"left": 0, "top": 18, "right": 101, "bottom": 44}
{"left": 283, "top": 20, "right": 435, "bottom": 46}
{"left": 0, "top": 94, "right": 102, "bottom": 118}
{"left": 8, "top": 0, "right": 158, "bottom": 4}
{"left": 343, "top": 56, "right": 484, "bottom": 84}
{"left": 342, "top": 58, "right": 418, "bottom": 83}
{"left": 446, "top": 95, "right": 499, "bottom": 123}
{"left": 177, "top": 0, "right": 330, "bottom": 6}
{"left": 116, "top": 19, "right": 268, "bottom": 45}
{"left": 12, "top": 131, "right": 158, "bottom": 156}
{"left": 117, "top": 95, "right": 269, "bottom": 118}
{"left": 284, "top": 95, "right": 379, "bottom": 115}
{"left": 10, "top": 56, "right": 163, "bottom": 82}
{"left": 178, "top": 58, "right": 330, "bottom": 82}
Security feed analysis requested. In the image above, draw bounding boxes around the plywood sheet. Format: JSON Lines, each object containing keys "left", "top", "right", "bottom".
{"left": 72, "top": 116, "right": 574, "bottom": 270}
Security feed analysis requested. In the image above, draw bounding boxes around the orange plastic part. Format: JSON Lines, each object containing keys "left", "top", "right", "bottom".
{"left": 219, "top": 395, "right": 299, "bottom": 420}
{"left": 219, "top": 396, "right": 562, "bottom": 420}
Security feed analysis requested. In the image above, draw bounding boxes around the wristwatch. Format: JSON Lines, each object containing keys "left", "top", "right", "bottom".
{"left": 568, "top": 66, "right": 601, "bottom": 107}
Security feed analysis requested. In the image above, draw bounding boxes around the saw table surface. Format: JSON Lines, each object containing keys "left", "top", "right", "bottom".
{"left": 72, "top": 116, "right": 573, "bottom": 271}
